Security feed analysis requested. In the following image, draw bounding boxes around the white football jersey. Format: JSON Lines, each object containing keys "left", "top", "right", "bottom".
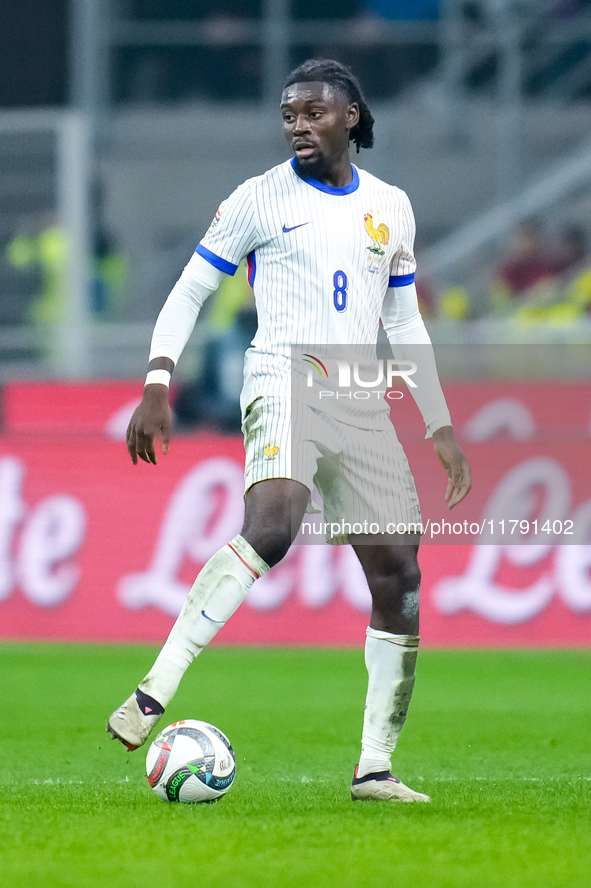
{"left": 197, "top": 158, "right": 417, "bottom": 423}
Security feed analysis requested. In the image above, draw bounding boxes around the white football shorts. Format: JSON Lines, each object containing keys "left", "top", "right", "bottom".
{"left": 242, "top": 396, "right": 422, "bottom": 544}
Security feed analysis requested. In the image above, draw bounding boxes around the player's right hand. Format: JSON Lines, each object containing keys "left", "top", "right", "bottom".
{"left": 126, "top": 384, "right": 172, "bottom": 465}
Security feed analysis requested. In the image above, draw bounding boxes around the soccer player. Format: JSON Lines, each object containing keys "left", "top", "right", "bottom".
{"left": 108, "top": 58, "right": 471, "bottom": 803}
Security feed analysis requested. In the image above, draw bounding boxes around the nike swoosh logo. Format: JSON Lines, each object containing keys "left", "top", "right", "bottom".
{"left": 201, "top": 609, "right": 225, "bottom": 624}
{"left": 282, "top": 222, "right": 311, "bottom": 233}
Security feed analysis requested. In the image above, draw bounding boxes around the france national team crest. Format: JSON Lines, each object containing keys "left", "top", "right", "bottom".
{"left": 364, "top": 211, "right": 389, "bottom": 273}
{"left": 264, "top": 443, "right": 279, "bottom": 460}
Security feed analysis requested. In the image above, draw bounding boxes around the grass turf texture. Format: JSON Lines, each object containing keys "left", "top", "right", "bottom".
{"left": 0, "top": 646, "right": 589, "bottom": 888}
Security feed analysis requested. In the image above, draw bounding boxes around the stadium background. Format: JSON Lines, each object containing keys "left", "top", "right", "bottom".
{"left": 1, "top": 0, "right": 590, "bottom": 647}
{"left": 1, "top": 5, "right": 590, "bottom": 888}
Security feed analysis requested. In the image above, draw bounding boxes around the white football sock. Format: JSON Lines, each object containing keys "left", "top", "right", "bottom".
{"left": 139, "top": 535, "right": 269, "bottom": 707}
{"left": 357, "top": 627, "right": 420, "bottom": 778}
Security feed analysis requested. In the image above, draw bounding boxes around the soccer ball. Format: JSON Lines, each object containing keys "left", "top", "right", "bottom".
{"left": 146, "top": 720, "right": 236, "bottom": 803}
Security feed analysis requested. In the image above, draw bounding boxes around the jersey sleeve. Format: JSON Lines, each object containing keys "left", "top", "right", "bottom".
{"left": 196, "top": 180, "right": 259, "bottom": 276}
{"left": 382, "top": 195, "right": 452, "bottom": 438}
{"left": 388, "top": 191, "right": 417, "bottom": 288}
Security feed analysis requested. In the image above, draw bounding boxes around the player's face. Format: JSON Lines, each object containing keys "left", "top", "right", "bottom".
{"left": 280, "top": 82, "right": 359, "bottom": 179}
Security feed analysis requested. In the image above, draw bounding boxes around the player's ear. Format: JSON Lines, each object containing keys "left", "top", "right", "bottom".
{"left": 346, "top": 102, "right": 360, "bottom": 131}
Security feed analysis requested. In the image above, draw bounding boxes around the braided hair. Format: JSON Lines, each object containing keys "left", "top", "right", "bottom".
{"left": 283, "top": 59, "right": 375, "bottom": 153}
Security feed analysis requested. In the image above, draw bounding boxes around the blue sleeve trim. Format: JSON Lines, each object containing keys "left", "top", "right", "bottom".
{"left": 388, "top": 272, "right": 415, "bottom": 288}
{"left": 195, "top": 244, "right": 238, "bottom": 276}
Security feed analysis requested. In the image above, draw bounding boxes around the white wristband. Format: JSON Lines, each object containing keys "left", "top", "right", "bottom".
{"left": 145, "top": 369, "right": 171, "bottom": 387}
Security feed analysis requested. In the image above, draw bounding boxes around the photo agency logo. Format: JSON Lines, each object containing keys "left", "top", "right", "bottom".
{"left": 302, "top": 352, "right": 417, "bottom": 401}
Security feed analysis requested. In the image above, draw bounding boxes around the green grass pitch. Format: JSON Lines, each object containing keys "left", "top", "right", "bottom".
{"left": 1, "top": 644, "right": 590, "bottom": 888}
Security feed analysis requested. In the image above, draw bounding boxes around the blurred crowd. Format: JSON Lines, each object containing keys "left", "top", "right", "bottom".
{"left": 3, "top": 181, "right": 127, "bottom": 330}
{"left": 431, "top": 220, "right": 591, "bottom": 325}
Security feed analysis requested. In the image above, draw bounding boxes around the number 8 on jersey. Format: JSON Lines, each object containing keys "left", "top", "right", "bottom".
{"left": 333, "top": 269, "right": 348, "bottom": 312}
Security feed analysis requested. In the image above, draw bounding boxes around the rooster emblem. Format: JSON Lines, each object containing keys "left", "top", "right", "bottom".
{"left": 264, "top": 444, "right": 279, "bottom": 460}
{"left": 364, "top": 213, "right": 390, "bottom": 255}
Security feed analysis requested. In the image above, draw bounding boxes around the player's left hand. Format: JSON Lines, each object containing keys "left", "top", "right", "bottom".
{"left": 432, "top": 426, "right": 471, "bottom": 509}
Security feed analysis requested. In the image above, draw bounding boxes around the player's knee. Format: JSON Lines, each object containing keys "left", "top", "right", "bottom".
{"left": 398, "top": 558, "right": 421, "bottom": 593}
{"left": 368, "top": 550, "right": 421, "bottom": 614}
{"left": 259, "top": 530, "right": 292, "bottom": 567}
{"left": 381, "top": 548, "right": 421, "bottom": 590}
{"left": 240, "top": 524, "right": 293, "bottom": 568}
